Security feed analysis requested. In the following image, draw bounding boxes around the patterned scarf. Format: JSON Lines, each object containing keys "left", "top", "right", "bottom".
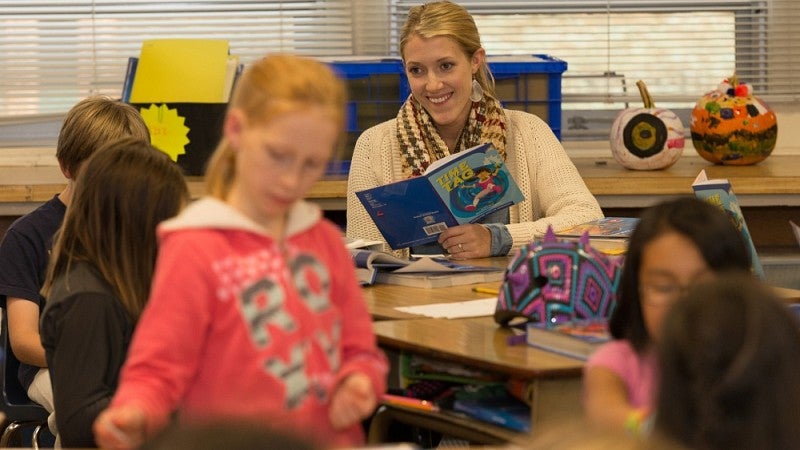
{"left": 396, "top": 94, "right": 507, "bottom": 178}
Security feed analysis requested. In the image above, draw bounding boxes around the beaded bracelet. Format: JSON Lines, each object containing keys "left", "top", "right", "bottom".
{"left": 624, "top": 408, "right": 649, "bottom": 436}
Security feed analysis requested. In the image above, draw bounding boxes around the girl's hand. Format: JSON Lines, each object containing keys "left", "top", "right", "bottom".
{"left": 93, "top": 406, "right": 147, "bottom": 450}
{"left": 439, "top": 224, "right": 492, "bottom": 259}
{"left": 328, "top": 373, "right": 376, "bottom": 430}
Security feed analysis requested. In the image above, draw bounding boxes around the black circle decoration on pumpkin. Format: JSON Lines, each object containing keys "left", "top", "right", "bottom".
{"left": 622, "top": 113, "right": 667, "bottom": 158}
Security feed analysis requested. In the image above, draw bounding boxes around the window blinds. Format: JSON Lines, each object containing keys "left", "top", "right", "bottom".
{"left": 0, "top": 0, "right": 387, "bottom": 117}
{"left": 0, "top": 0, "right": 797, "bottom": 139}
{"left": 393, "top": 0, "right": 798, "bottom": 104}
{"left": 392, "top": 0, "right": 798, "bottom": 138}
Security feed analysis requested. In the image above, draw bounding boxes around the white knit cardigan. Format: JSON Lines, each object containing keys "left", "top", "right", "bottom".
{"left": 346, "top": 109, "right": 603, "bottom": 256}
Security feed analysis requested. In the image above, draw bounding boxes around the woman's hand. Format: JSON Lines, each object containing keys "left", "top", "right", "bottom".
{"left": 328, "top": 373, "right": 377, "bottom": 430}
{"left": 93, "top": 406, "right": 146, "bottom": 450}
{"left": 439, "top": 224, "right": 492, "bottom": 259}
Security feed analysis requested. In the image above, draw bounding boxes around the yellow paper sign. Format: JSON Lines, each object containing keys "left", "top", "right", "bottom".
{"left": 131, "top": 39, "right": 231, "bottom": 103}
{"left": 139, "top": 104, "right": 191, "bottom": 162}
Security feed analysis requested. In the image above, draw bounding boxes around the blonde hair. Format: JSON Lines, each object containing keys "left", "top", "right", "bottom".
{"left": 205, "top": 53, "right": 347, "bottom": 199}
{"left": 42, "top": 138, "right": 189, "bottom": 320}
{"left": 400, "top": 0, "right": 496, "bottom": 98}
{"left": 56, "top": 95, "right": 150, "bottom": 179}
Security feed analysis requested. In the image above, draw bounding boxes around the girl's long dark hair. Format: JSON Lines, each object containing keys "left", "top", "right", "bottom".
{"left": 609, "top": 197, "right": 751, "bottom": 352}
{"left": 43, "top": 138, "right": 189, "bottom": 320}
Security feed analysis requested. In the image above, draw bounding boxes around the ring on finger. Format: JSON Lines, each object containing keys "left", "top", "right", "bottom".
{"left": 458, "top": 243, "right": 464, "bottom": 252}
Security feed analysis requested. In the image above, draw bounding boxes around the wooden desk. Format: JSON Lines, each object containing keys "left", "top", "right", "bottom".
{"left": 367, "top": 283, "right": 800, "bottom": 444}
{"left": 776, "top": 287, "right": 800, "bottom": 303}
{"left": 363, "top": 255, "right": 800, "bottom": 319}
{"left": 364, "top": 282, "right": 502, "bottom": 320}
{"left": 372, "top": 316, "right": 585, "bottom": 429}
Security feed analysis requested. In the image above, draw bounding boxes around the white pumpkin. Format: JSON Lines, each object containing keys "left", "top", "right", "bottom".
{"left": 610, "top": 80, "right": 686, "bottom": 170}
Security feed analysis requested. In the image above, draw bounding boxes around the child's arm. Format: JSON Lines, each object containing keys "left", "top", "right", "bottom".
{"left": 93, "top": 406, "right": 146, "bottom": 450}
{"left": 328, "top": 372, "right": 377, "bottom": 429}
{"left": 583, "top": 365, "right": 647, "bottom": 433}
{"left": 328, "top": 224, "right": 389, "bottom": 414}
{"left": 7, "top": 298, "right": 47, "bottom": 367}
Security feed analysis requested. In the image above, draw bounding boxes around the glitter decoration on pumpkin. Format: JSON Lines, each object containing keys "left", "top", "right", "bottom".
{"left": 690, "top": 74, "right": 777, "bottom": 165}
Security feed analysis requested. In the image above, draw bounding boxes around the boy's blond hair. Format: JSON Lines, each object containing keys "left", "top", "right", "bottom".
{"left": 56, "top": 95, "right": 150, "bottom": 179}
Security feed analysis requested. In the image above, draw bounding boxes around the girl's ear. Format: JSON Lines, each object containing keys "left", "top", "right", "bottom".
{"left": 224, "top": 108, "right": 246, "bottom": 151}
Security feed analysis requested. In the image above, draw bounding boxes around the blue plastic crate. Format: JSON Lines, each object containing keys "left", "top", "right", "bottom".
{"left": 326, "top": 58, "right": 406, "bottom": 133}
{"left": 488, "top": 54, "right": 567, "bottom": 140}
{"left": 324, "top": 55, "right": 566, "bottom": 175}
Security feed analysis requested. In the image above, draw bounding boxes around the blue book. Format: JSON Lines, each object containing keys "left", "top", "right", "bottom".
{"left": 692, "top": 170, "right": 764, "bottom": 279}
{"left": 355, "top": 143, "right": 525, "bottom": 249}
{"left": 120, "top": 57, "right": 138, "bottom": 103}
{"left": 452, "top": 392, "right": 531, "bottom": 433}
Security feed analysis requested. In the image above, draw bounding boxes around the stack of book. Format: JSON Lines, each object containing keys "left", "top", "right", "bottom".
{"left": 350, "top": 249, "right": 503, "bottom": 288}
{"left": 525, "top": 319, "right": 610, "bottom": 360}
{"left": 554, "top": 217, "right": 639, "bottom": 255}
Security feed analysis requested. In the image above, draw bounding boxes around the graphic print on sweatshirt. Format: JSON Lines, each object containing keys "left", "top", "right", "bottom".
{"left": 213, "top": 246, "right": 342, "bottom": 409}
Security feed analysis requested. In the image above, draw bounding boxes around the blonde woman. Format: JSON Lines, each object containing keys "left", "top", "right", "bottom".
{"left": 347, "top": 0, "right": 602, "bottom": 259}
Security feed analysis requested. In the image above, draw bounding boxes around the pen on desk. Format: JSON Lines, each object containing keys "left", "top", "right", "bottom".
{"left": 472, "top": 286, "right": 499, "bottom": 296}
{"left": 382, "top": 393, "right": 440, "bottom": 412}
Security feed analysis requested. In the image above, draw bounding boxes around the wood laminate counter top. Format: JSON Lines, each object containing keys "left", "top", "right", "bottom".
{"left": 1, "top": 155, "right": 799, "bottom": 214}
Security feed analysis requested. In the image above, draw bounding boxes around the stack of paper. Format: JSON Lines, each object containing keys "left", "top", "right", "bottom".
{"left": 394, "top": 298, "right": 498, "bottom": 319}
{"left": 130, "top": 39, "right": 238, "bottom": 103}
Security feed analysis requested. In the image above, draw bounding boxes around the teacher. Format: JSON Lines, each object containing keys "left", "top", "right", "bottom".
{"left": 346, "top": 0, "right": 602, "bottom": 259}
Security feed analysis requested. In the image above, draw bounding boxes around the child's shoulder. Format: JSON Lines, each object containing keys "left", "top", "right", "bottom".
{"left": 586, "top": 339, "right": 639, "bottom": 367}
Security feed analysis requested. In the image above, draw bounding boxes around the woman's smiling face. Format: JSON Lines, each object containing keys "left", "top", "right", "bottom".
{"left": 403, "top": 34, "right": 482, "bottom": 142}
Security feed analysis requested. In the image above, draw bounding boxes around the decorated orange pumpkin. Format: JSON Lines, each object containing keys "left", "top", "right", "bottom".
{"left": 690, "top": 75, "right": 777, "bottom": 165}
{"left": 610, "top": 80, "right": 685, "bottom": 170}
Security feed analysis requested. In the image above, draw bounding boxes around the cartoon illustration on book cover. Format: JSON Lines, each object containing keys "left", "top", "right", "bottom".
{"left": 356, "top": 143, "right": 523, "bottom": 249}
{"left": 449, "top": 152, "right": 511, "bottom": 214}
{"left": 556, "top": 217, "right": 639, "bottom": 238}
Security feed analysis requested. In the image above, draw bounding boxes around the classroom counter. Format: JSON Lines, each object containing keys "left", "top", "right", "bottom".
{"left": 1, "top": 154, "right": 798, "bottom": 251}
{"left": 305, "top": 154, "right": 800, "bottom": 209}
{"left": 2, "top": 155, "right": 798, "bottom": 210}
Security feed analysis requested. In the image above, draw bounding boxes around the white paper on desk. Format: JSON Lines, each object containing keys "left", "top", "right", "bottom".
{"left": 394, "top": 297, "right": 497, "bottom": 319}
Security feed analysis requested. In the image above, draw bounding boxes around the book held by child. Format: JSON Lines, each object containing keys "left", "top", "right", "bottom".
{"left": 692, "top": 170, "right": 764, "bottom": 279}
